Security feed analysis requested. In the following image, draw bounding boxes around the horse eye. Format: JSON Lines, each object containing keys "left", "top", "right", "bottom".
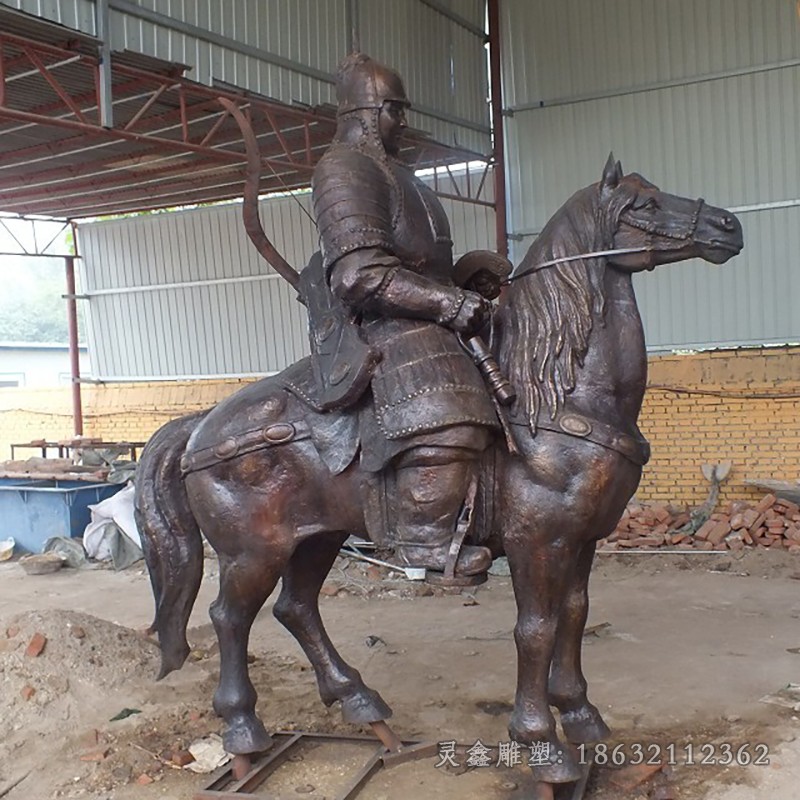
{"left": 641, "top": 198, "right": 658, "bottom": 211}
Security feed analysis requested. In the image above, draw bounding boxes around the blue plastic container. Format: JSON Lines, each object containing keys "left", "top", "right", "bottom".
{"left": 0, "top": 479, "right": 124, "bottom": 554}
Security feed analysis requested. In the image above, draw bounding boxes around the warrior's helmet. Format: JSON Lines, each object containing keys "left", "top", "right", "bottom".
{"left": 335, "top": 52, "right": 410, "bottom": 116}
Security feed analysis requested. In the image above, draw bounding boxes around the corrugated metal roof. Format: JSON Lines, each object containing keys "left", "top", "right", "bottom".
{"left": 0, "top": 4, "right": 489, "bottom": 219}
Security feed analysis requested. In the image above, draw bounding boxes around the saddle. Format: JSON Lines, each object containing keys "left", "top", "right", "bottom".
{"left": 279, "top": 358, "right": 362, "bottom": 475}
{"left": 179, "top": 358, "right": 361, "bottom": 479}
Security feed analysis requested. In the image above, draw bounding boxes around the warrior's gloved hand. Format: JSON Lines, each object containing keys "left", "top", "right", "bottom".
{"left": 465, "top": 269, "right": 503, "bottom": 300}
{"left": 437, "top": 288, "right": 492, "bottom": 335}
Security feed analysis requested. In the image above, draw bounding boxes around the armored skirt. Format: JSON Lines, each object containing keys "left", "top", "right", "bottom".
{"left": 358, "top": 317, "right": 498, "bottom": 471}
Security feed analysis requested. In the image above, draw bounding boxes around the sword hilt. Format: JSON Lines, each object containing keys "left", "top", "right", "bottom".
{"left": 463, "top": 335, "right": 516, "bottom": 406}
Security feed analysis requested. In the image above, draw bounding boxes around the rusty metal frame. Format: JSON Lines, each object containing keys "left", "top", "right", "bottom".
{"left": 194, "top": 731, "right": 437, "bottom": 800}
{"left": 0, "top": 28, "right": 495, "bottom": 219}
{"left": 195, "top": 733, "right": 591, "bottom": 800}
{"left": 0, "top": 212, "right": 72, "bottom": 257}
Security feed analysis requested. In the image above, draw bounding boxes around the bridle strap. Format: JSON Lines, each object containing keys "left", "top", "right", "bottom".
{"left": 506, "top": 196, "right": 705, "bottom": 285}
{"left": 622, "top": 197, "right": 705, "bottom": 241}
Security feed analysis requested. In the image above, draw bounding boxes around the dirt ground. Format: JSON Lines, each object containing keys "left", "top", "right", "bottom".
{"left": 2, "top": 548, "right": 800, "bottom": 800}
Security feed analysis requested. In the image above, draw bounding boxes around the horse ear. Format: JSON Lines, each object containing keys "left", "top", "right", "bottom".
{"left": 615, "top": 159, "right": 624, "bottom": 180}
{"left": 601, "top": 152, "right": 619, "bottom": 191}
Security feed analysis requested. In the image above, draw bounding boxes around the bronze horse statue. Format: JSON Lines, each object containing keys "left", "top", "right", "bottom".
{"left": 135, "top": 157, "right": 742, "bottom": 785}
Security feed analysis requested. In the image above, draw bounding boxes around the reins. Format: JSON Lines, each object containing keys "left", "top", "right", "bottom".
{"left": 505, "top": 246, "right": 653, "bottom": 284}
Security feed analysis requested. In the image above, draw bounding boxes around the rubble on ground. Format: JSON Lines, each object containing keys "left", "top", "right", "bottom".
{"left": 601, "top": 493, "right": 800, "bottom": 552}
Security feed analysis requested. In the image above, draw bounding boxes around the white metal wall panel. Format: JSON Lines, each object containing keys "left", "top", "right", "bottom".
{"left": 78, "top": 193, "right": 316, "bottom": 379}
{"left": 0, "top": 0, "right": 96, "bottom": 32}
{"left": 502, "top": 0, "right": 800, "bottom": 351}
{"left": 633, "top": 205, "right": 800, "bottom": 351}
{"left": 503, "top": 0, "right": 800, "bottom": 109}
{"left": 78, "top": 169, "right": 494, "bottom": 380}
{"left": 357, "top": 0, "right": 491, "bottom": 154}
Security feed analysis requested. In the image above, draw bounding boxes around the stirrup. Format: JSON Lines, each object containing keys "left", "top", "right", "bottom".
{"left": 396, "top": 471, "right": 488, "bottom": 587}
{"left": 392, "top": 540, "right": 489, "bottom": 586}
{"left": 425, "top": 570, "right": 487, "bottom": 588}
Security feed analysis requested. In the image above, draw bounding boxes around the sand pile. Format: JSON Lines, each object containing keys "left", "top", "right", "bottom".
{"left": 0, "top": 609, "right": 160, "bottom": 734}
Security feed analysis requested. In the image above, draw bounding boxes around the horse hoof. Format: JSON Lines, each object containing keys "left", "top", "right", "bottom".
{"left": 222, "top": 717, "right": 274, "bottom": 756}
{"left": 560, "top": 705, "right": 611, "bottom": 744}
{"left": 528, "top": 745, "right": 582, "bottom": 784}
{"left": 340, "top": 690, "right": 393, "bottom": 724}
{"left": 156, "top": 643, "right": 190, "bottom": 680}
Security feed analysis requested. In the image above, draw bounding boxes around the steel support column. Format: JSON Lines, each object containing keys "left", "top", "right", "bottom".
{"left": 95, "top": 0, "right": 114, "bottom": 128}
{"left": 488, "top": 0, "right": 508, "bottom": 257}
{"left": 65, "top": 255, "right": 83, "bottom": 436}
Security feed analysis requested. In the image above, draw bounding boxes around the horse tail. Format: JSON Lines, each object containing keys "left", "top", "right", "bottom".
{"left": 135, "top": 410, "right": 208, "bottom": 679}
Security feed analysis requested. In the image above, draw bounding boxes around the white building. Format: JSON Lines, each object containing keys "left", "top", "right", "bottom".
{"left": 0, "top": 343, "right": 90, "bottom": 388}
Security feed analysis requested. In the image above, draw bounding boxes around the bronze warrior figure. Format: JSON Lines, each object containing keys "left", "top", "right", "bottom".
{"left": 135, "top": 54, "right": 743, "bottom": 788}
{"left": 310, "top": 52, "right": 510, "bottom": 577}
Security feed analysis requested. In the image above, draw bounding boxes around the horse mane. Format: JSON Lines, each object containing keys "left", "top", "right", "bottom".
{"left": 497, "top": 180, "right": 637, "bottom": 428}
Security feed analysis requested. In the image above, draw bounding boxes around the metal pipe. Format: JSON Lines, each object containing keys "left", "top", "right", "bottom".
{"left": 84, "top": 272, "right": 286, "bottom": 297}
{"left": 91, "top": 372, "right": 275, "bottom": 382}
{"left": 509, "top": 197, "right": 800, "bottom": 240}
{"left": 0, "top": 89, "right": 156, "bottom": 139}
{"left": 0, "top": 106, "right": 246, "bottom": 161}
{"left": 65, "top": 255, "right": 83, "bottom": 436}
{"left": 509, "top": 56, "right": 800, "bottom": 114}
{"left": 4, "top": 54, "right": 82, "bottom": 84}
{"left": 487, "top": 0, "right": 508, "bottom": 257}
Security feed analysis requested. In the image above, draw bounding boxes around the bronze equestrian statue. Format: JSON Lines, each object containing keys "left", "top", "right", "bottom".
{"left": 135, "top": 54, "right": 743, "bottom": 787}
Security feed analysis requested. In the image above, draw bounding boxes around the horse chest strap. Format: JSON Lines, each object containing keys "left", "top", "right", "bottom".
{"left": 532, "top": 413, "right": 650, "bottom": 466}
{"left": 180, "top": 420, "right": 311, "bottom": 476}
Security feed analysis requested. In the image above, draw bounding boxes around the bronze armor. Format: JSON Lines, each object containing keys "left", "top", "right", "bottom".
{"left": 312, "top": 144, "right": 498, "bottom": 443}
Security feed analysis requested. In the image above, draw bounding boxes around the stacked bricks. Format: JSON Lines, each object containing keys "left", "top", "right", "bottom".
{"left": 601, "top": 493, "right": 800, "bottom": 552}
{"left": 638, "top": 345, "right": 800, "bottom": 508}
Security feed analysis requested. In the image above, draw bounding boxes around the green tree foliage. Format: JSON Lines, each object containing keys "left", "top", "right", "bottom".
{"left": 0, "top": 257, "right": 85, "bottom": 343}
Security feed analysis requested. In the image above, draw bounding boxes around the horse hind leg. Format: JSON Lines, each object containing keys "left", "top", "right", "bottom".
{"left": 547, "top": 540, "right": 611, "bottom": 745}
{"left": 273, "top": 533, "right": 393, "bottom": 724}
{"left": 210, "top": 542, "right": 289, "bottom": 755}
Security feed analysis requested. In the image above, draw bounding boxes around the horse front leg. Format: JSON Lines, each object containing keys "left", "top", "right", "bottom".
{"left": 548, "top": 539, "right": 611, "bottom": 745}
{"left": 506, "top": 535, "right": 583, "bottom": 784}
{"left": 273, "top": 533, "right": 393, "bottom": 724}
{"left": 210, "top": 545, "right": 287, "bottom": 755}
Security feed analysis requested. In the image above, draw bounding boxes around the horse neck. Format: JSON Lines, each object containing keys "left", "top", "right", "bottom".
{"left": 495, "top": 245, "right": 647, "bottom": 431}
{"left": 575, "top": 267, "right": 648, "bottom": 425}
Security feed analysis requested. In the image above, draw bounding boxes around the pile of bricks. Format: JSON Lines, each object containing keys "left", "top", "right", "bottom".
{"left": 600, "top": 494, "right": 800, "bottom": 552}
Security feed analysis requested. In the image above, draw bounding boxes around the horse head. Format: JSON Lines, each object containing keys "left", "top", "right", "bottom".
{"left": 499, "top": 156, "right": 744, "bottom": 427}
{"left": 599, "top": 153, "right": 743, "bottom": 271}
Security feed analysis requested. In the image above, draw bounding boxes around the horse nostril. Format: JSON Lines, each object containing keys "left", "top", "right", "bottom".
{"left": 720, "top": 215, "right": 736, "bottom": 231}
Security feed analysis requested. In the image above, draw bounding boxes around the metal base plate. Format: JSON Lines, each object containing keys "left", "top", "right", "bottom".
{"left": 194, "top": 730, "right": 436, "bottom": 800}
